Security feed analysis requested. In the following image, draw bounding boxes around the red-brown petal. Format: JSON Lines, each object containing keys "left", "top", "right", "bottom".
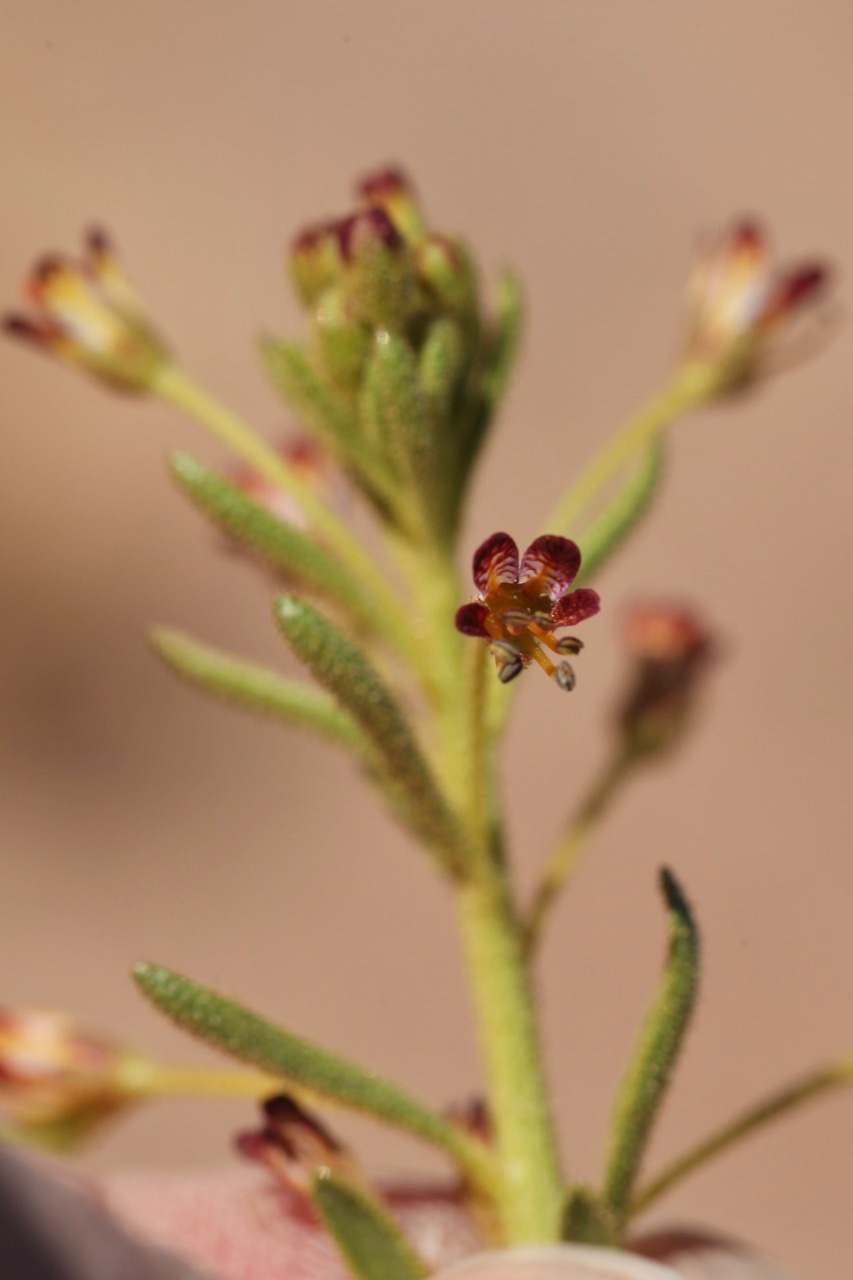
{"left": 455, "top": 603, "right": 491, "bottom": 638}
{"left": 2, "top": 314, "right": 54, "bottom": 346}
{"left": 763, "top": 263, "right": 828, "bottom": 326}
{"left": 519, "top": 536, "right": 582, "bottom": 599}
{"left": 472, "top": 532, "right": 519, "bottom": 595}
{"left": 552, "top": 588, "right": 601, "bottom": 627}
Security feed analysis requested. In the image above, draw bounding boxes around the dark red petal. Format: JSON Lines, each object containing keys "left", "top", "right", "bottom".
{"left": 337, "top": 208, "right": 403, "bottom": 262}
{"left": 519, "top": 535, "right": 582, "bottom": 598}
{"left": 357, "top": 166, "right": 414, "bottom": 202}
{"left": 472, "top": 532, "right": 519, "bottom": 594}
{"left": 455, "top": 602, "right": 491, "bottom": 637}
{"left": 728, "top": 218, "right": 765, "bottom": 254}
{"left": 765, "top": 263, "right": 828, "bottom": 323}
{"left": 2, "top": 314, "right": 49, "bottom": 344}
{"left": 552, "top": 587, "right": 601, "bottom": 627}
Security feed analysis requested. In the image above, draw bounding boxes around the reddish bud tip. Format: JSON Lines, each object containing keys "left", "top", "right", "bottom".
{"left": 337, "top": 208, "right": 403, "bottom": 262}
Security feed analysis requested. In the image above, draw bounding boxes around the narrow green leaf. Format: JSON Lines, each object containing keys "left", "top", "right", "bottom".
{"left": 601, "top": 867, "right": 701, "bottom": 1227}
{"left": 170, "top": 453, "right": 379, "bottom": 636}
{"left": 448, "top": 270, "right": 524, "bottom": 530}
{"left": 258, "top": 337, "right": 396, "bottom": 515}
{"left": 479, "top": 269, "right": 524, "bottom": 418}
{"left": 575, "top": 442, "right": 667, "bottom": 588}
{"left": 359, "top": 333, "right": 431, "bottom": 488}
{"left": 150, "top": 628, "right": 440, "bottom": 849}
{"left": 418, "top": 316, "right": 466, "bottom": 425}
{"left": 312, "top": 1172, "right": 427, "bottom": 1280}
{"left": 275, "top": 595, "right": 464, "bottom": 872}
{"left": 150, "top": 628, "right": 366, "bottom": 754}
{"left": 132, "top": 963, "right": 494, "bottom": 1192}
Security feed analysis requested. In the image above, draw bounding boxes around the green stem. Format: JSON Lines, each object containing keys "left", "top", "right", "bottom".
{"left": 116, "top": 1055, "right": 273, "bottom": 1100}
{"left": 631, "top": 1055, "right": 853, "bottom": 1217}
{"left": 457, "top": 877, "right": 563, "bottom": 1243}
{"left": 545, "top": 365, "right": 718, "bottom": 539}
{"left": 524, "top": 746, "right": 635, "bottom": 955}
{"left": 575, "top": 440, "right": 666, "bottom": 587}
{"left": 153, "top": 364, "right": 417, "bottom": 671}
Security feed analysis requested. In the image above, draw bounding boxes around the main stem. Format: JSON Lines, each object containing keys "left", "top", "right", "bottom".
{"left": 410, "top": 540, "right": 563, "bottom": 1243}
{"left": 457, "top": 875, "right": 563, "bottom": 1242}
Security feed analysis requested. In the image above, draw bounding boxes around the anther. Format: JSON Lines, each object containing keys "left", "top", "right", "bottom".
{"left": 555, "top": 662, "right": 576, "bottom": 692}
{"left": 556, "top": 635, "right": 583, "bottom": 656}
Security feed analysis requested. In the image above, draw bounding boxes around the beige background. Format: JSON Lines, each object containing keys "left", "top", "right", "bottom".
{"left": 2, "top": 2, "right": 852, "bottom": 1275}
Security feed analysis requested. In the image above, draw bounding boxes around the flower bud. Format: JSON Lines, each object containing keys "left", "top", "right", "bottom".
{"left": 337, "top": 207, "right": 417, "bottom": 331}
{"left": 3, "top": 229, "right": 171, "bottom": 393}
{"left": 357, "top": 166, "right": 426, "bottom": 244}
{"left": 311, "top": 285, "right": 371, "bottom": 390}
{"left": 0, "top": 1008, "right": 132, "bottom": 1145}
{"left": 289, "top": 221, "right": 344, "bottom": 307}
{"left": 416, "top": 234, "right": 479, "bottom": 319}
{"left": 679, "top": 219, "right": 830, "bottom": 395}
{"left": 616, "top": 605, "right": 715, "bottom": 757}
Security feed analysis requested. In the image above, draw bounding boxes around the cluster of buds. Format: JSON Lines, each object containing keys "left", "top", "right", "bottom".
{"left": 679, "top": 219, "right": 830, "bottom": 396}
{"left": 3, "top": 229, "right": 171, "bottom": 393}
{"left": 274, "top": 167, "right": 518, "bottom": 540}
{"left": 615, "top": 604, "right": 715, "bottom": 757}
{"left": 456, "top": 532, "right": 600, "bottom": 688}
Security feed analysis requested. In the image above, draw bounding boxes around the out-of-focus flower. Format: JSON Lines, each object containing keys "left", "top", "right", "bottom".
{"left": 616, "top": 604, "right": 715, "bottom": 756}
{"left": 455, "top": 532, "right": 600, "bottom": 689}
{"left": 680, "top": 219, "right": 830, "bottom": 394}
{"left": 236, "top": 1094, "right": 366, "bottom": 1199}
{"left": 3, "top": 229, "right": 171, "bottom": 392}
{"left": 0, "top": 1008, "right": 131, "bottom": 1145}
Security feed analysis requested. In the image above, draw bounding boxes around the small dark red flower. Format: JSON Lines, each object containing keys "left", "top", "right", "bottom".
{"left": 455, "top": 532, "right": 600, "bottom": 689}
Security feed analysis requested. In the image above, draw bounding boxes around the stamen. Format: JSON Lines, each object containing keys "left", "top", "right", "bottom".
{"left": 555, "top": 660, "right": 573, "bottom": 691}
{"left": 556, "top": 635, "right": 583, "bottom": 656}
{"left": 498, "top": 657, "right": 523, "bottom": 683}
{"left": 532, "top": 646, "right": 557, "bottom": 679}
{"left": 490, "top": 639, "right": 524, "bottom": 684}
{"left": 501, "top": 609, "right": 532, "bottom": 631}
{"left": 555, "top": 662, "right": 576, "bottom": 692}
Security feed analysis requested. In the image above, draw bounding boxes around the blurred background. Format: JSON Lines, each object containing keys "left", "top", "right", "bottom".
{"left": 2, "top": 2, "right": 852, "bottom": 1274}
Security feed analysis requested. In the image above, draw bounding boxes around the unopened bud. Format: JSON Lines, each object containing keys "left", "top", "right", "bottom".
{"left": 679, "top": 218, "right": 831, "bottom": 396}
{"left": 616, "top": 605, "right": 715, "bottom": 757}
{"left": 0, "top": 1008, "right": 133, "bottom": 1145}
{"left": 416, "top": 234, "right": 478, "bottom": 319}
{"left": 4, "top": 229, "right": 171, "bottom": 394}
{"left": 358, "top": 166, "right": 426, "bottom": 244}
{"left": 337, "top": 208, "right": 417, "bottom": 331}
{"left": 290, "top": 221, "right": 344, "bottom": 307}
{"left": 311, "top": 286, "right": 371, "bottom": 390}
